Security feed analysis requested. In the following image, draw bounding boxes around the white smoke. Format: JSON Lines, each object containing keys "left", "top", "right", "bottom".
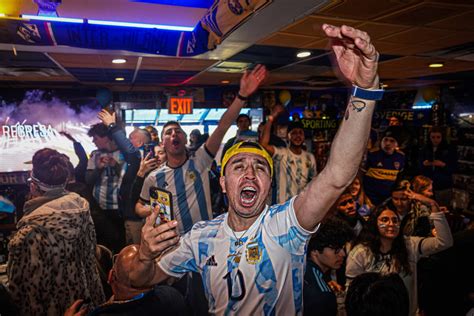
{"left": 0, "top": 90, "right": 100, "bottom": 126}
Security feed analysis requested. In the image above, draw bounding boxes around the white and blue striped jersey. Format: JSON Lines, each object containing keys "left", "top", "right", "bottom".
{"left": 87, "top": 150, "right": 127, "bottom": 210}
{"left": 159, "top": 197, "right": 317, "bottom": 315}
{"left": 272, "top": 147, "right": 317, "bottom": 204}
{"left": 140, "top": 146, "right": 213, "bottom": 234}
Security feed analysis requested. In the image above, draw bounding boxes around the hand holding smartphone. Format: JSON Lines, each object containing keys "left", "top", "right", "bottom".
{"left": 149, "top": 187, "right": 173, "bottom": 226}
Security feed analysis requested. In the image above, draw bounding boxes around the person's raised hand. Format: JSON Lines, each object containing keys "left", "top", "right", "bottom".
{"left": 137, "top": 152, "right": 158, "bottom": 177}
{"left": 271, "top": 104, "right": 285, "bottom": 117}
{"left": 239, "top": 64, "right": 268, "bottom": 98}
{"left": 322, "top": 24, "right": 379, "bottom": 89}
{"left": 139, "top": 209, "right": 179, "bottom": 263}
{"left": 97, "top": 109, "right": 116, "bottom": 127}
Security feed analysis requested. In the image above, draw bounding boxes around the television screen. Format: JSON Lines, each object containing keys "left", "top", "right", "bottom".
{"left": 0, "top": 121, "right": 97, "bottom": 173}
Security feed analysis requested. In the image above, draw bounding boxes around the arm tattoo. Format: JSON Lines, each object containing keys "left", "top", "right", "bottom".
{"left": 351, "top": 99, "right": 367, "bottom": 112}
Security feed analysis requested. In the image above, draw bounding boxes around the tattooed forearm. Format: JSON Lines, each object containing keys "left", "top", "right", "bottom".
{"left": 351, "top": 99, "right": 367, "bottom": 112}
{"left": 345, "top": 99, "right": 368, "bottom": 120}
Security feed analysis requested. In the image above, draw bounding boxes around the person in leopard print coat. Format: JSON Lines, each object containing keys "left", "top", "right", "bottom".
{"left": 7, "top": 148, "right": 105, "bottom": 315}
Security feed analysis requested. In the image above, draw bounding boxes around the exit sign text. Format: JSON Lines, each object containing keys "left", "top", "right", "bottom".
{"left": 168, "top": 96, "right": 193, "bottom": 114}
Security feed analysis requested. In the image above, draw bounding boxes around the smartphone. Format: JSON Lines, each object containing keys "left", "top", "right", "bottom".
{"left": 149, "top": 187, "right": 173, "bottom": 226}
{"left": 143, "top": 143, "right": 155, "bottom": 158}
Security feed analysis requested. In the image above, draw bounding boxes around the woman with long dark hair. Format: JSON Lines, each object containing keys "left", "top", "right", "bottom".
{"left": 345, "top": 200, "right": 453, "bottom": 315}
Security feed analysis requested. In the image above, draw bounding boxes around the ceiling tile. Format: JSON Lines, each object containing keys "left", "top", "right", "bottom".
{"left": 141, "top": 57, "right": 216, "bottom": 71}
{"left": 258, "top": 33, "right": 318, "bottom": 48}
{"left": 48, "top": 53, "right": 139, "bottom": 69}
{"left": 376, "top": 3, "right": 465, "bottom": 26}
{"left": 185, "top": 72, "right": 241, "bottom": 85}
{"left": 317, "top": 0, "right": 421, "bottom": 20}
{"left": 66, "top": 68, "right": 135, "bottom": 82}
{"left": 0, "top": 51, "right": 57, "bottom": 69}
{"left": 373, "top": 41, "right": 437, "bottom": 55}
{"left": 283, "top": 16, "right": 362, "bottom": 37}
{"left": 427, "top": 10, "right": 474, "bottom": 30}
{"left": 135, "top": 70, "right": 197, "bottom": 85}
{"left": 356, "top": 22, "right": 411, "bottom": 40}
{"left": 378, "top": 56, "right": 474, "bottom": 79}
{"left": 378, "top": 27, "right": 454, "bottom": 45}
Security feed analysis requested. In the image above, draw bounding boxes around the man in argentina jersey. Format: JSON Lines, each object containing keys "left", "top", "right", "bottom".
{"left": 136, "top": 64, "right": 269, "bottom": 234}
{"left": 260, "top": 118, "right": 317, "bottom": 204}
{"left": 129, "top": 24, "right": 382, "bottom": 315}
{"left": 86, "top": 123, "right": 128, "bottom": 253}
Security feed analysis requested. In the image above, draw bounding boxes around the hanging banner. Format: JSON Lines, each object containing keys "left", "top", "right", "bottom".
{"left": 202, "top": 0, "right": 272, "bottom": 49}
{"left": 374, "top": 109, "right": 430, "bottom": 126}
{"left": 1, "top": 18, "right": 210, "bottom": 57}
{"left": 0, "top": 0, "right": 272, "bottom": 57}
{"left": 301, "top": 118, "right": 338, "bottom": 131}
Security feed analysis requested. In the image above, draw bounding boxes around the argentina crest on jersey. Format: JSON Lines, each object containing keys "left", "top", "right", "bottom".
{"left": 245, "top": 240, "right": 262, "bottom": 265}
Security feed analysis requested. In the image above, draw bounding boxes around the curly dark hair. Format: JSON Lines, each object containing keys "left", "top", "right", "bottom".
{"left": 346, "top": 272, "right": 409, "bottom": 316}
{"left": 307, "top": 217, "right": 354, "bottom": 256}
{"left": 88, "top": 123, "right": 111, "bottom": 139}
{"left": 357, "top": 202, "right": 411, "bottom": 275}
{"left": 32, "top": 148, "right": 70, "bottom": 186}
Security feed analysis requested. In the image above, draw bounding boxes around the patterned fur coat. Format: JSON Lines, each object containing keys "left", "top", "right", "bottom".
{"left": 7, "top": 191, "right": 105, "bottom": 315}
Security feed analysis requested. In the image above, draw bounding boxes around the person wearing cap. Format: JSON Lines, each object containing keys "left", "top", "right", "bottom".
{"left": 220, "top": 114, "right": 259, "bottom": 163}
{"left": 135, "top": 65, "right": 267, "bottom": 235}
{"left": 260, "top": 107, "right": 317, "bottom": 204}
{"left": 363, "top": 126, "right": 406, "bottom": 205}
{"left": 130, "top": 24, "right": 382, "bottom": 315}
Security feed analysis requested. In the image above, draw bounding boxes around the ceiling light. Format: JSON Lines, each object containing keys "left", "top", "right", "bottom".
{"left": 20, "top": 15, "right": 194, "bottom": 31}
{"left": 221, "top": 80, "right": 230, "bottom": 84}
{"left": 429, "top": 62, "right": 444, "bottom": 68}
{"left": 0, "top": 13, "right": 6, "bottom": 17}
{"left": 21, "top": 14, "right": 83, "bottom": 23}
{"left": 112, "top": 58, "right": 127, "bottom": 64}
{"left": 381, "top": 84, "right": 389, "bottom": 88}
{"left": 115, "top": 77, "right": 125, "bottom": 81}
{"left": 296, "top": 51, "right": 311, "bottom": 58}
{"left": 88, "top": 19, "right": 194, "bottom": 32}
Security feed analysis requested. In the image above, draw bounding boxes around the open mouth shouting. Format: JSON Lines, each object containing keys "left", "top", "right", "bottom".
{"left": 171, "top": 138, "right": 181, "bottom": 149}
{"left": 240, "top": 186, "right": 258, "bottom": 207}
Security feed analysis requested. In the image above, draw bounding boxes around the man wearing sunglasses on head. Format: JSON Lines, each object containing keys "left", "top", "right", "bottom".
{"left": 129, "top": 24, "right": 383, "bottom": 315}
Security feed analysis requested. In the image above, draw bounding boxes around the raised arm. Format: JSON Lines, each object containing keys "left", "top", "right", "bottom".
{"left": 205, "top": 65, "right": 268, "bottom": 156}
{"left": 294, "top": 24, "right": 380, "bottom": 231}
{"left": 417, "top": 205, "right": 453, "bottom": 256}
{"left": 97, "top": 110, "right": 139, "bottom": 158}
{"left": 129, "top": 210, "right": 179, "bottom": 287}
{"left": 259, "top": 104, "right": 285, "bottom": 155}
{"left": 259, "top": 116, "right": 275, "bottom": 155}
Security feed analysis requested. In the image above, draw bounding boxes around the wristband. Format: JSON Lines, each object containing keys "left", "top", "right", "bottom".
{"left": 351, "top": 85, "right": 384, "bottom": 101}
{"left": 108, "top": 122, "right": 116, "bottom": 129}
{"left": 237, "top": 93, "right": 249, "bottom": 101}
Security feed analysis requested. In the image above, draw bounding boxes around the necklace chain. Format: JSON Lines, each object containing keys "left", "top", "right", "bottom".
{"left": 230, "top": 225, "right": 251, "bottom": 246}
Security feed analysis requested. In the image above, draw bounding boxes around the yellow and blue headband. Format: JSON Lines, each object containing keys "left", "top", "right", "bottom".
{"left": 221, "top": 141, "right": 273, "bottom": 177}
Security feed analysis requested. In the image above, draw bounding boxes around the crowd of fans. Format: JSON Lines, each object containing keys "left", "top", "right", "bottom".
{"left": 1, "top": 24, "right": 473, "bottom": 316}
